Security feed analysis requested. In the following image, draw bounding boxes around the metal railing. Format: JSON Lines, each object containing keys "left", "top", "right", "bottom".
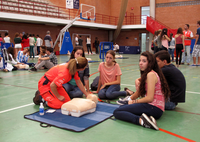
{"left": 0, "top": 0, "right": 146, "bottom": 25}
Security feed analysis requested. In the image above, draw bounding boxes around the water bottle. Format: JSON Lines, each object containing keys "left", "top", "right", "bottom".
{"left": 39, "top": 102, "right": 44, "bottom": 115}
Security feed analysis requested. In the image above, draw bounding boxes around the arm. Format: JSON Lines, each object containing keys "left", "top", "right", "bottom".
{"left": 164, "top": 35, "right": 171, "bottom": 41}
{"left": 182, "top": 35, "right": 185, "bottom": 50}
{"left": 129, "top": 72, "right": 157, "bottom": 104}
{"left": 135, "top": 77, "right": 141, "bottom": 91}
{"left": 50, "top": 82, "right": 65, "bottom": 101}
{"left": 96, "top": 72, "right": 102, "bottom": 93}
{"left": 76, "top": 79, "right": 90, "bottom": 97}
{"left": 39, "top": 56, "right": 50, "bottom": 61}
{"left": 103, "top": 75, "right": 121, "bottom": 86}
{"left": 195, "top": 34, "right": 199, "bottom": 45}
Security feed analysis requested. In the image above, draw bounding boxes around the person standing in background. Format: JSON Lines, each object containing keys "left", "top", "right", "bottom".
{"left": 29, "top": 34, "right": 35, "bottom": 59}
{"left": 181, "top": 24, "right": 193, "bottom": 65}
{"left": 44, "top": 31, "right": 53, "bottom": 48}
{"left": 14, "top": 32, "right": 22, "bottom": 57}
{"left": 192, "top": 21, "right": 200, "bottom": 66}
{"left": 94, "top": 37, "right": 99, "bottom": 54}
{"left": 36, "top": 35, "right": 43, "bottom": 55}
{"left": 86, "top": 36, "right": 92, "bottom": 54}
{"left": 75, "top": 34, "right": 79, "bottom": 46}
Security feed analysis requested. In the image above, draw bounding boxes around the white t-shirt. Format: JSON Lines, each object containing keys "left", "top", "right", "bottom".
{"left": 87, "top": 37, "right": 91, "bottom": 44}
{"left": 37, "top": 37, "right": 43, "bottom": 46}
{"left": 113, "top": 44, "right": 119, "bottom": 50}
{"left": 75, "top": 37, "right": 78, "bottom": 45}
{"left": 4, "top": 37, "right": 10, "bottom": 43}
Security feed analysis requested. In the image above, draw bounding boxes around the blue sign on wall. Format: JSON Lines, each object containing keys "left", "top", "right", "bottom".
{"left": 73, "top": 0, "right": 79, "bottom": 9}
{"left": 60, "top": 32, "right": 73, "bottom": 55}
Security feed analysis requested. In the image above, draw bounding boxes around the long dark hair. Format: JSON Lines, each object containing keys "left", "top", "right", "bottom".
{"left": 139, "top": 51, "right": 170, "bottom": 100}
{"left": 160, "top": 28, "right": 168, "bottom": 41}
{"left": 177, "top": 27, "right": 183, "bottom": 34}
{"left": 7, "top": 47, "right": 15, "bottom": 60}
{"left": 70, "top": 47, "right": 85, "bottom": 59}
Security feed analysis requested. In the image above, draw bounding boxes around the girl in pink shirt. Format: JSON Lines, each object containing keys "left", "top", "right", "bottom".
{"left": 93, "top": 50, "right": 127, "bottom": 99}
{"left": 114, "top": 51, "right": 170, "bottom": 130}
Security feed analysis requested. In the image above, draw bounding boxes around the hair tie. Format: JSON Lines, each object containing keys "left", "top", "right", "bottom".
{"left": 75, "top": 58, "right": 78, "bottom": 64}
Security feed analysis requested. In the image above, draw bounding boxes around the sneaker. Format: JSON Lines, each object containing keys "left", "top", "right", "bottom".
{"left": 150, "top": 116, "right": 157, "bottom": 126}
{"left": 119, "top": 96, "right": 130, "bottom": 101}
{"left": 33, "top": 90, "right": 41, "bottom": 105}
{"left": 140, "top": 113, "right": 159, "bottom": 130}
{"left": 116, "top": 100, "right": 128, "bottom": 105}
{"left": 29, "top": 67, "right": 37, "bottom": 72}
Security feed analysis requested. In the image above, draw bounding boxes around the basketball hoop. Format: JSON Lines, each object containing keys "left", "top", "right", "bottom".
{"left": 80, "top": 4, "right": 96, "bottom": 21}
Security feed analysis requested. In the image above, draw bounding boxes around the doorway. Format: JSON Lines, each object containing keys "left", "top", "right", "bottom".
{"left": 139, "top": 33, "right": 149, "bottom": 52}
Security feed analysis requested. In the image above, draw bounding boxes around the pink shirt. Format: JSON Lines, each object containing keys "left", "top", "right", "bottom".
{"left": 162, "top": 39, "right": 168, "bottom": 49}
{"left": 146, "top": 71, "right": 165, "bottom": 111}
{"left": 98, "top": 62, "right": 122, "bottom": 85}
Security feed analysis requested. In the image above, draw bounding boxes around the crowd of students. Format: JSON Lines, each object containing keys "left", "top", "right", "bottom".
{"left": 152, "top": 21, "right": 200, "bottom": 67}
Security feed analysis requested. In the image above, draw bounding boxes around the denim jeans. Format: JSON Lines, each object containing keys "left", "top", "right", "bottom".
{"left": 62, "top": 83, "right": 83, "bottom": 98}
{"left": 113, "top": 103, "right": 163, "bottom": 125}
{"left": 168, "top": 48, "right": 175, "bottom": 61}
{"left": 98, "top": 84, "right": 126, "bottom": 99}
{"left": 181, "top": 45, "right": 191, "bottom": 64}
{"left": 165, "top": 101, "right": 177, "bottom": 110}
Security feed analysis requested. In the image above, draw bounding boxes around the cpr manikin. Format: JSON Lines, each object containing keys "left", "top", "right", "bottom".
{"left": 61, "top": 94, "right": 98, "bottom": 117}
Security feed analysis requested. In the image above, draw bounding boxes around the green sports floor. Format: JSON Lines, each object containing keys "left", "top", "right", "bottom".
{"left": 0, "top": 54, "right": 199, "bottom": 142}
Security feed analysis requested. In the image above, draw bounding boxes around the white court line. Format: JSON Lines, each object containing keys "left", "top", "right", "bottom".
{"left": 0, "top": 103, "right": 34, "bottom": 114}
{"left": 0, "top": 85, "right": 199, "bottom": 114}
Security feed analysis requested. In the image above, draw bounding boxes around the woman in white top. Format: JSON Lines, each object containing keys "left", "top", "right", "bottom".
{"left": 168, "top": 33, "right": 175, "bottom": 62}
{"left": 3, "top": 32, "right": 11, "bottom": 43}
{"left": 86, "top": 36, "right": 92, "bottom": 54}
{"left": 3, "top": 47, "right": 29, "bottom": 72}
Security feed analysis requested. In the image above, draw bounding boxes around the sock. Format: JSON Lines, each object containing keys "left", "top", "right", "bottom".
{"left": 127, "top": 96, "right": 131, "bottom": 101}
{"left": 140, "top": 119, "right": 144, "bottom": 126}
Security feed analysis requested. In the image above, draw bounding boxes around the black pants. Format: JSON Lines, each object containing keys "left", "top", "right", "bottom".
{"left": 176, "top": 44, "right": 183, "bottom": 65}
{"left": 87, "top": 44, "right": 92, "bottom": 54}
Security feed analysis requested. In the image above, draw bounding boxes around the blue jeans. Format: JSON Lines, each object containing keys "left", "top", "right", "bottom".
{"left": 168, "top": 48, "right": 175, "bottom": 61}
{"left": 62, "top": 83, "right": 83, "bottom": 98}
{"left": 98, "top": 84, "right": 126, "bottom": 99}
{"left": 113, "top": 103, "right": 163, "bottom": 125}
{"left": 165, "top": 101, "right": 177, "bottom": 110}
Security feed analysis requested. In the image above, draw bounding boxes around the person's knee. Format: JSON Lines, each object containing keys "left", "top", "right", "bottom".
{"left": 71, "top": 91, "right": 83, "bottom": 98}
{"left": 98, "top": 91, "right": 106, "bottom": 99}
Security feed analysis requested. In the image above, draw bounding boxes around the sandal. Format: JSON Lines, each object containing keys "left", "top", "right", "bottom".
{"left": 124, "top": 87, "right": 135, "bottom": 95}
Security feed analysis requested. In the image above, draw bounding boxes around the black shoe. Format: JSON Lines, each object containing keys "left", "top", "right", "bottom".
{"left": 150, "top": 116, "right": 157, "bottom": 126}
{"left": 140, "top": 113, "right": 159, "bottom": 130}
{"left": 33, "top": 90, "right": 41, "bottom": 105}
{"left": 116, "top": 100, "right": 128, "bottom": 105}
{"left": 29, "top": 67, "right": 37, "bottom": 72}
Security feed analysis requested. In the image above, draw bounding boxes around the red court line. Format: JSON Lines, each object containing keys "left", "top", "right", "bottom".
{"left": 0, "top": 83, "right": 37, "bottom": 90}
{"left": 175, "top": 110, "right": 200, "bottom": 115}
{"left": 159, "top": 128, "right": 196, "bottom": 142}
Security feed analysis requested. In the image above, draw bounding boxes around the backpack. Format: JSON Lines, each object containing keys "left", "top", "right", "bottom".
{"left": 90, "top": 76, "right": 99, "bottom": 91}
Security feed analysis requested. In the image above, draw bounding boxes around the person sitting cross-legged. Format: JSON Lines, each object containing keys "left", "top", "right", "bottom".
{"left": 30, "top": 46, "right": 57, "bottom": 71}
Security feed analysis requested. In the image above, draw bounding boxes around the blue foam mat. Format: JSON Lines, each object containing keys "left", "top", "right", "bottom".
{"left": 24, "top": 102, "right": 119, "bottom": 132}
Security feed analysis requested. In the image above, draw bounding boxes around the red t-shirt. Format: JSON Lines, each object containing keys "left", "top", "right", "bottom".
{"left": 22, "top": 38, "right": 29, "bottom": 48}
{"left": 39, "top": 63, "right": 80, "bottom": 94}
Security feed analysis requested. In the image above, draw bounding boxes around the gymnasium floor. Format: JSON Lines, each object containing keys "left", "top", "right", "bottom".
{"left": 0, "top": 54, "right": 199, "bottom": 142}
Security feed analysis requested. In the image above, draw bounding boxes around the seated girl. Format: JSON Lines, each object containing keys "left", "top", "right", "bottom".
{"left": 93, "top": 50, "right": 128, "bottom": 100}
{"left": 33, "top": 57, "right": 91, "bottom": 109}
{"left": 63, "top": 47, "right": 90, "bottom": 99}
{"left": 113, "top": 51, "right": 170, "bottom": 130}
{"left": 3, "top": 47, "right": 29, "bottom": 72}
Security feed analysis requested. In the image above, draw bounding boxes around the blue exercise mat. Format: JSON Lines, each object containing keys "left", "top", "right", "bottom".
{"left": 24, "top": 102, "right": 119, "bottom": 132}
